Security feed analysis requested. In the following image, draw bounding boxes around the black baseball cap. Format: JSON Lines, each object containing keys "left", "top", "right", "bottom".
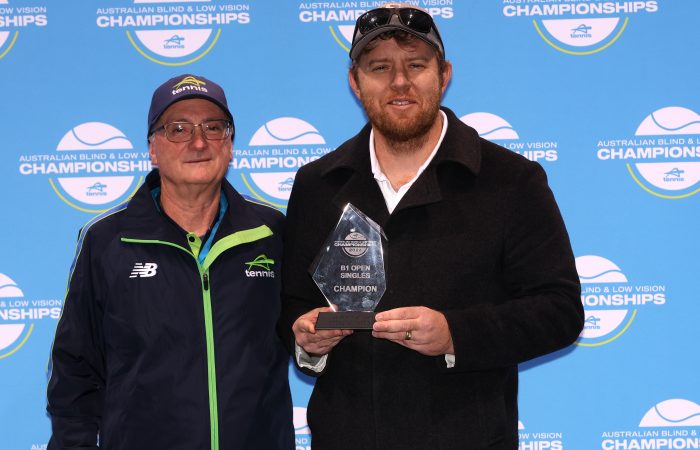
{"left": 147, "top": 74, "right": 234, "bottom": 139}
{"left": 349, "top": 3, "right": 444, "bottom": 61}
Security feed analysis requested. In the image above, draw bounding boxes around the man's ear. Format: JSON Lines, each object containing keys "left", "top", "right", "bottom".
{"left": 348, "top": 69, "right": 361, "bottom": 99}
{"left": 148, "top": 139, "right": 158, "bottom": 166}
{"left": 440, "top": 61, "right": 453, "bottom": 95}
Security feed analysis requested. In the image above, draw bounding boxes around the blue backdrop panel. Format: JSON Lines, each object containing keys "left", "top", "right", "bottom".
{"left": 1, "top": 1, "right": 698, "bottom": 449}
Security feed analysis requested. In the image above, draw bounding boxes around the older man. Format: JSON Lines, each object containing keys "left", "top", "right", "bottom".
{"left": 47, "top": 74, "right": 293, "bottom": 450}
{"left": 279, "top": 4, "right": 584, "bottom": 449}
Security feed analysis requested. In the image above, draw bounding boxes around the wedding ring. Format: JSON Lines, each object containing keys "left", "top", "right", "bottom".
{"left": 405, "top": 330, "right": 412, "bottom": 341}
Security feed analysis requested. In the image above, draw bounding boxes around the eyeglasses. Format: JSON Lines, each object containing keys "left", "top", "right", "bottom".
{"left": 151, "top": 119, "right": 232, "bottom": 143}
{"left": 356, "top": 7, "right": 434, "bottom": 35}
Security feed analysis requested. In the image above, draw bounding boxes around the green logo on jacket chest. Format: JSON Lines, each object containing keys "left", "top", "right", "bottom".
{"left": 244, "top": 254, "right": 275, "bottom": 278}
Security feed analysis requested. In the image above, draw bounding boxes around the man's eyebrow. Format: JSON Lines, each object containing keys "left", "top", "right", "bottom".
{"left": 364, "top": 56, "right": 391, "bottom": 65}
{"left": 162, "top": 117, "right": 190, "bottom": 123}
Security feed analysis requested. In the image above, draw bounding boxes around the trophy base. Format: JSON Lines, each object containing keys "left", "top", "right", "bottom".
{"left": 315, "top": 311, "right": 376, "bottom": 330}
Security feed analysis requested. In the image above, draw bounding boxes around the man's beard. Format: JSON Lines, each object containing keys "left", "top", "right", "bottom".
{"left": 360, "top": 88, "right": 441, "bottom": 152}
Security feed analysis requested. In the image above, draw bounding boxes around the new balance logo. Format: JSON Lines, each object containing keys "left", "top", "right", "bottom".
{"left": 129, "top": 263, "right": 158, "bottom": 278}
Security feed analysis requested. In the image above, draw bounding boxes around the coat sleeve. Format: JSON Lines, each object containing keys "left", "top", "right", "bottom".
{"left": 277, "top": 168, "right": 332, "bottom": 377}
{"left": 442, "top": 161, "right": 584, "bottom": 372}
{"left": 47, "top": 229, "right": 105, "bottom": 449}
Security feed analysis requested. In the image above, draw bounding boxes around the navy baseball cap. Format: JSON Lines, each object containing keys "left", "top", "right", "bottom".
{"left": 147, "top": 74, "right": 234, "bottom": 139}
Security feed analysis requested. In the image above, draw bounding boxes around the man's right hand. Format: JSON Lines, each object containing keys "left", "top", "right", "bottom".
{"left": 292, "top": 307, "right": 353, "bottom": 356}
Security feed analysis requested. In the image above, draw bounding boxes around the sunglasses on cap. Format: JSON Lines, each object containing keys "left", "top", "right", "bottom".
{"left": 357, "top": 7, "right": 434, "bottom": 34}
{"left": 350, "top": 6, "right": 444, "bottom": 60}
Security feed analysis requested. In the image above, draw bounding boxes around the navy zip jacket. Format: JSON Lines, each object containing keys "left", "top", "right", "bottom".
{"left": 47, "top": 170, "right": 294, "bottom": 450}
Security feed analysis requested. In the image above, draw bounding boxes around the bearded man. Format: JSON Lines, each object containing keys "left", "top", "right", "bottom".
{"left": 279, "top": 4, "right": 584, "bottom": 449}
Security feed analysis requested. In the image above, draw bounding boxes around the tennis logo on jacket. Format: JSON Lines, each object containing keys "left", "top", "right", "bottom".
{"left": 129, "top": 263, "right": 158, "bottom": 278}
{"left": 244, "top": 255, "right": 275, "bottom": 278}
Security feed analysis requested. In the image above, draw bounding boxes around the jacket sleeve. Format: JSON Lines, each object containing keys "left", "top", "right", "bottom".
{"left": 277, "top": 168, "right": 331, "bottom": 377}
{"left": 442, "top": 161, "right": 584, "bottom": 372}
{"left": 47, "top": 229, "right": 105, "bottom": 449}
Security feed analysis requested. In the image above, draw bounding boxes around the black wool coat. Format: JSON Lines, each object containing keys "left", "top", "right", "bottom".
{"left": 279, "top": 108, "right": 584, "bottom": 449}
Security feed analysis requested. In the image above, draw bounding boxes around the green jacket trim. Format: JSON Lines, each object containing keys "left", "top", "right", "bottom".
{"left": 120, "top": 224, "right": 273, "bottom": 450}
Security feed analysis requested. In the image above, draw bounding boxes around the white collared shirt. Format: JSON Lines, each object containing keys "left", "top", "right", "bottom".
{"left": 369, "top": 110, "right": 448, "bottom": 214}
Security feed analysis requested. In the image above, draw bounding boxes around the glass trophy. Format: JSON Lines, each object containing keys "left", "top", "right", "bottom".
{"left": 312, "top": 203, "right": 386, "bottom": 330}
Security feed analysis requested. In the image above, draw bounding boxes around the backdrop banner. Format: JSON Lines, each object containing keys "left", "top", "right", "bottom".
{"left": 1, "top": 1, "right": 698, "bottom": 449}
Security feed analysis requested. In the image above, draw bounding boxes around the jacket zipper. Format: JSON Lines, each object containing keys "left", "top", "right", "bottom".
{"left": 200, "top": 269, "right": 218, "bottom": 450}
{"left": 121, "top": 224, "right": 272, "bottom": 450}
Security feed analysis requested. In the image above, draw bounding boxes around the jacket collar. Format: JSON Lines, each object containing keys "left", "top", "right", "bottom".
{"left": 121, "top": 170, "right": 270, "bottom": 244}
{"left": 321, "top": 107, "right": 482, "bottom": 219}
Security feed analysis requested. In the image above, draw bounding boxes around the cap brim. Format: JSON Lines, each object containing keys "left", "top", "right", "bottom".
{"left": 148, "top": 94, "right": 233, "bottom": 136}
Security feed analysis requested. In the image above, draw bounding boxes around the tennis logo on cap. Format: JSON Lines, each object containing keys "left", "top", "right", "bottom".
{"left": 172, "top": 76, "right": 208, "bottom": 95}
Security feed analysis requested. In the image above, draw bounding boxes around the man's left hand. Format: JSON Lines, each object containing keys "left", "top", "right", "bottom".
{"left": 372, "top": 306, "right": 454, "bottom": 356}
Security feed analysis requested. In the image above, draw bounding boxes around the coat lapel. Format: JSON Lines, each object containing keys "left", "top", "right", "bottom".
{"left": 323, "top": 124, "right": 391, "bottom": 227}
{"left": 331, "top": 169, "right": 390, "bottom": 228}
{"left": 322, "top": 107, "right": 482, "bottom": 225}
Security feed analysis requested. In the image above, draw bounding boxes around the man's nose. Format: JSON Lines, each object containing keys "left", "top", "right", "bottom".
{"left": 390, "top": 67, "right": 411, "bottom": 91}
{"left": 189, "top": 124, "right": 208, "bottom": 147}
